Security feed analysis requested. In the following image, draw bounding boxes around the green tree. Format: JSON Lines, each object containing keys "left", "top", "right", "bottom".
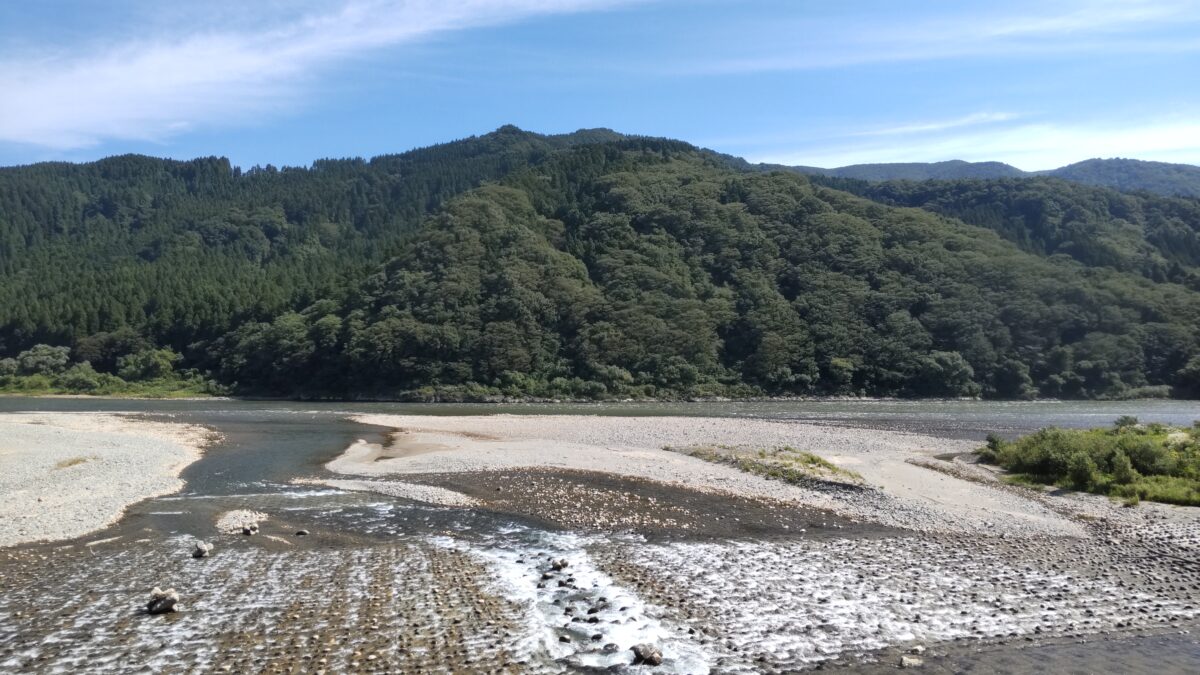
{"left": 117, "top": 348, "right": 180, "bottom": 381}
{"left": 17, "top": 345, "right": 71, "bottom": 375}
{"left": 56, "top": 362, "right": 105, "bottom": 392}
{"left": 1111, "top": 451, "right": 1139, "bottom": 484}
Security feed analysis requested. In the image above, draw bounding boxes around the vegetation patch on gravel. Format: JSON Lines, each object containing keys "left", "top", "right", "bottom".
{"left": 979, "top": 417, "right": 1200, "bottom": 506}
{"left": 667, "top": 444, "right": 865, "bottom": 487}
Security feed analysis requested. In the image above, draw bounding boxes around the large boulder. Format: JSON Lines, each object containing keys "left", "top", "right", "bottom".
{"left": 146, "top": 587, "right": 179, "bottom": 615}
{"left": 631, "top": 643, "right": 663, "bottom": 666}
{"left": 192, "top": 542, "right": 213, "bottom": 559}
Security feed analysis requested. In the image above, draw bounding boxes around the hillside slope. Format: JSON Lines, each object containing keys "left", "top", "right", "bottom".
{"left": 2, "top": 129, "right": 1199, "bottom": 399}
{"left": 1048, "top": 158, "right": 1200, "bottom": 199}
{"left": 805, "top": 160, "right": 1025, "bottom": 181}
{"left": 789, "top": 158, "right": 1200, "bottom": 198}
{"left": 821, "top": 176, "right": 1200, "bottom": 288}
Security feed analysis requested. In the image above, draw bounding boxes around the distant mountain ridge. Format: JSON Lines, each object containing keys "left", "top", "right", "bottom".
{"left": 783, "top": 157, "right": 1200, "bottom": 198}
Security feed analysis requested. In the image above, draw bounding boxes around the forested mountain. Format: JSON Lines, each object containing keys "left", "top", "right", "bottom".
{"left": 2, "top": 127, "right": 1199, "bottom": 400}
{"left": 791, "top": 158, "right": 1200, "bottom": 198}
{"left": 818, "top": 176, "right": 1200, "bottom": 288}
{"left": 795, "top": 160, "right": 1025, "bottom": 181}
{"left": 1048, "top": 158, "right": 1200, "bottom": 199}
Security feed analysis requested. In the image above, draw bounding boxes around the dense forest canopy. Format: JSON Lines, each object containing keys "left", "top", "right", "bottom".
{"left": 790, "top": 157, "right": 1200, "bottom": 198}
{"left": 814, "top": 176, "right": 1200, "bottom": 288}
{"left": 2, "top": 126, "right": 1199, "bottom": 400}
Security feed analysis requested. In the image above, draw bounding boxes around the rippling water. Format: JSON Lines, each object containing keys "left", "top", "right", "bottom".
{"left": 1, "top": 397, "right": 1197, "bottom": 672}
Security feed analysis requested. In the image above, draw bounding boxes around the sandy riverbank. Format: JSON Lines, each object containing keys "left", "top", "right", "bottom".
{"left": 0, "top": 413, "right": 215, "bottom": 547}
{"left": 321, "top": 414, "right": 1087, "bottom": 536}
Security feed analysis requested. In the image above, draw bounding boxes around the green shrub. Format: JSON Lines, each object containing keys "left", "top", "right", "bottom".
{"left": 1067, "top": 452, "right": 1100, "bottom": 490}
{"left": 1122, "top": 385, "right": 1172, "bottom": 399}
{"left": 978, "top": 433, "right": 1005, "bottom": 463}
{"left": 17, "top": 373, "right": 52, "bottom": 390}
{"left": 996, "top": 423, "right": 1200, "bottom": 506}
{"left": 1113, "top": 415, "right": 1139, "bottom": 431}
{"left": 1118, "top": 435, "right": 1174, "bottom": 475}
{"left": 116, "top": 348, "right": 180, "bottom": 381}
{"left": 56, "top": 363, "right": 104, "bottom": 392}
{"left": 1111, "top": 451, "right": 1139, "bottom": 484}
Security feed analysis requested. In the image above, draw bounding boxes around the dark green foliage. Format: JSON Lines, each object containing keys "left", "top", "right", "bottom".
{"left": 1050, "top": 158, "right": 1200, "bottom": 199}
{"left": 74, "top": 327, "right": 151, "bottom": 374}
{"left": 802, "top": 160, "right": 1025, "bottom": 182}
{"left": 822, "top": 177, "right": 1200, "bottom": 286}
{"left": 986, "top": 420, "right": 1200, "bottom": 505}
{"left": 978, "top": 433, "right": 1005, "bottom": 463}
{"left": 1177, "top": 356, "right": 1200, "bottom": 398}
{"left": 795, "top": 157, "right": 1200, "bottom": 198}
{"left": 116, "top": 348, "right": 180, "bottom": 381}
{"left": 1114, "top": 415, "right": 1140, "bottom": 430}
{"left": 17, "top": 345, "right": 70, "bottom": 375}
{"left": 56, "top": 362, "right": 110, "bottom": 392}
{"left": 1111, "top": 450, "right": 1139, "bottom": 485}
{"left": 2, "top": 127, "right": 1200, "bottom": 399}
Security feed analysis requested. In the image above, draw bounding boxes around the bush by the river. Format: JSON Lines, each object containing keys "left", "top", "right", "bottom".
{"left": 0, "top": 343, "right": 226, "bottom": 398}
{"left": 979, "top": 418, "right": 1200, "bottom": 506}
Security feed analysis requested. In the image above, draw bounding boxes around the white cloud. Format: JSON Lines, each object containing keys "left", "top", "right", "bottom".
{"left": 696, "top": 112, "right": 1020, "bottom": 152}
{"left": 980, "top": 0, "right": 1185, "bottom": 37}
{"left": 0, "top": 0, "right": 632, "bottom": 150}
{"left": 853, "top": 113, "right": 1021, "bottom": 138}
{"left": 688, "top": 0, "right": 1200, "bottom": 75}
{"left": 749, "top": 117, "right": 1200, "bottom": 170}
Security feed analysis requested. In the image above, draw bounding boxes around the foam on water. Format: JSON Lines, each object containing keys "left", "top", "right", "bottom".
{"left": 434, "top": 528, "right": 714, "bottom": 672}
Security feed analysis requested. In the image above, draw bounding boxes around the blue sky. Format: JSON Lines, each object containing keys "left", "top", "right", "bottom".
{"left": 1, "top": 0, "right": 1198, "bottom": 170}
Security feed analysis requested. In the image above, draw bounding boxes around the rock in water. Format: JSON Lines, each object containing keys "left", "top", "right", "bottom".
{"left": 900, "top": 654, "right": 924, "bottom": 668}
{"left": 192, "top": 541, "right": 213, "bottom": 559}
{"left": 295, "top": 529, "right": 309, "bottom": 536}
{"left": 242, "top": 524, "right": 257, "bottom": 536}
{"left": 632, "top": 643, "right": 663, "bottom": 666}
{"left": 146, "top": 587, "right": 179, "bottom": 615}
{"left": 551, "top": 558, "right": 569, "bottom": 571}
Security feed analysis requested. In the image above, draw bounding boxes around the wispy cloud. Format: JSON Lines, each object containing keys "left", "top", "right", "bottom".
{"left": 697, "top": 111, "right": 1020, "bottom": 151}
{"left": 980, "top": 0, "right": 1184, "bottom": 37}
{"left": 749, "top": 116, "right": 1200, "bottom": 171}
{"left": 0, "top": 0, "right": 633, "bottom": 150}
{"left": 688, "top": 0, "right": 1200, "bottom": 75}
{"left": 853, "top": 112, "right": 1020, "bottom": 137}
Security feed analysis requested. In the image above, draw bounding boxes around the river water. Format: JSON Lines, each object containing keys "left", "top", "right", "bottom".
{"left": 0, "top": 398, "right": 1197, "bottom": 673}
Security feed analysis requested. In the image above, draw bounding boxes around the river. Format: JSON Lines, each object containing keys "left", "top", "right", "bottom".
{"left": 0, "top": 398, "right": 1196, "bottom": 673}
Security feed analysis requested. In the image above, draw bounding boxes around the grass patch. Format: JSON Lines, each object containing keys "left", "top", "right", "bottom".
{"left": 668, "top": 444, "right": 864, "bottom": 486}
{"left": 978, "top": 417, "right": 1200, "bottom": 506}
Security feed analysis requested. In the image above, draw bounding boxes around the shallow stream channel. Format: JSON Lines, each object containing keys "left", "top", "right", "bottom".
{"left": 0, "top": 399, "right": 1198, "bottom": 673}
